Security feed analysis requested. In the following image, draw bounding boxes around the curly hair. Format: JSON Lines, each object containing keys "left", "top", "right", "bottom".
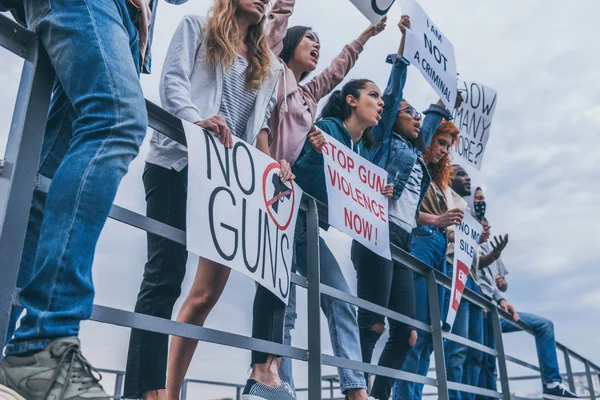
{"left": 204, "top": 0, "right": 271, "bottom": 91}
{"left": 423, "top": 119, "right": 460, "bottom": 190}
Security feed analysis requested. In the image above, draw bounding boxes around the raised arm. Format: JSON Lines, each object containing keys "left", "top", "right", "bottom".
{"left": 303, "top": 18, "right": 387, "bottom": 103}
{"left": 266, "top": 0, "right": 295, "bottom": 57}
{"left": 420, "top": 101, "right": 453, "bottom": 148}
{"left": 370, "top": 16, "right": 411, "bottom": 149}
{"left": 160, "top": 15, "right": 204, "bottom": 123}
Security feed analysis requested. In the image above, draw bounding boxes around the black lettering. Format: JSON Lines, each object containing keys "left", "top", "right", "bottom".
{"left": 204, "top": 131, "right": 230, "bottom": 186}
{"left": 279, "top": 233, "right": 291, "bottom": 299}
{"left": 208, "top": 187, "right": 237, "bottom": 261}
{"left": 233, "top": 141, "right": 256, "bottom": 195}
{"left": 241, "top": 198, "right": 261, "bottom": 273}
{"left": 371, "top": 0, "right": 395, "bottom": 16}
{"left": 261, "top": 218, "right": 279, "bottom": 287}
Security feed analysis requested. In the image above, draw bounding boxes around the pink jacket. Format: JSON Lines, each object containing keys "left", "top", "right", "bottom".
{"left": 267, "top": 0, "right": 364, "bottom": 165}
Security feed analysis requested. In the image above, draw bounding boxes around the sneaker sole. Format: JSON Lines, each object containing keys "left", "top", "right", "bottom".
{"left": 0, "top": 385, "right": 25, "bottom": 400}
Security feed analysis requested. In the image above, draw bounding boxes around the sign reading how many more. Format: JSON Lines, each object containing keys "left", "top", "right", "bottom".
{"left": 349, "top": 0, "right": 397, "bottom": 25}
{"left": 184, "top": 121, "right": 302, "bottom": 304}
{"left": 446, "top": 212, "right": 483, "bottom": 330}
{"left": 322, "top": 135, "right": 391, "bottom": 260}
{"left": 452, "top": 81, "right": 498, "bottom": 170}
{"left": 400, "top": 0, "right": 457, "bottom": 111}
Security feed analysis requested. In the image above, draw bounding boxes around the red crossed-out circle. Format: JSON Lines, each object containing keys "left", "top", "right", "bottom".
{"left": 262, "top": 162, "right": 295, "bottom": 231}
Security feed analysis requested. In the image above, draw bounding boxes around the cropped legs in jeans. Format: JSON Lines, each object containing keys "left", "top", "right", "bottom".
{"left": 500, "top": 312, "right": 561, "bottom": 385}
{"left": 351, "top": 224, "right": 415, "bottom": 400}
{"left": 280, "top": 211, "right": 366, "bottom": 394}
{"left": 6, "top": 0, "right": 147, "bottom": 355}
{"left": 443, "top": 274, "right": 483, "bottom": 400}
{"left": 476, "top": 311, "right": 497, "bottom": 400}
{"left": 123, "top": 164, "right": 188, "bottom": 398}
{"left": 393, "top": 226, "right": 448, "bottom": 400}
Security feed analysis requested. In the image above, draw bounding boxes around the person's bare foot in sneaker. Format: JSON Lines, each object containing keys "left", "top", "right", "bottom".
{"left": 0, "top": 337, "right": 109, "bottom": 400}
{"left": 242, "top": 355, "right": 295, "bottom": 399}
{"left": 347, "top": 388, "right": 369, "bottom": 400}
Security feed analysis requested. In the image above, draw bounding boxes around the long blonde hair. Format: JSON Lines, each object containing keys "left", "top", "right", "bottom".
{"left": 204, "top": 0, "right": 272, "bottom": 91}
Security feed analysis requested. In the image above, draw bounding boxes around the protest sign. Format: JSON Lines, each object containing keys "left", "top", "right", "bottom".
{"left": 349, "top": 0, "right": 396, "bottom": 25}
{"left": 446, "top": 212, "right": 483, "bottom": 329}
{"left": 322, "top": 135, "right": 391, "bottom": 260}
{"left": 452, "top": 81, "right": 498, "bottom": 170}
{"left": 400, "top": 0, "right": 457, "bottom": 111}
{"left": 184, "top": 121, "right": 302, "bottom": 304}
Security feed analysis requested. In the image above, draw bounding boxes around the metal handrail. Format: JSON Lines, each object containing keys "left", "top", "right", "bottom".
{"left": 0, "top": 13, "right": 598, "bottom": 400}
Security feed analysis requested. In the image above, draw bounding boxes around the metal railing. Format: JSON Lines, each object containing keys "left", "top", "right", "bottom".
{"left": 0, "top": 13, "right": 598, "bottom": 400}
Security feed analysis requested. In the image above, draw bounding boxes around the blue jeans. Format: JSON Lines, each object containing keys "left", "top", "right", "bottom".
{"left": 5, "top": 0, "right": 146, "bottom": 355}
{"left": 501, "top": 312, "right": 561, "bottom": 385}
{"left": 476, "top": 311, "right": 497, "bottom": 399}
{"left": 393, "top": 226, "right": 448, "bottom": 400}
{"left": 280, "top": 212, "right": 366, "bottom": 394}
{"left": 444, "top": 272, "right": 483, "bottom": 400}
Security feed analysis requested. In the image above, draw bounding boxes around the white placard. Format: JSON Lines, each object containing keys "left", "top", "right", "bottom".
{"left": 184, "top": 121, "right": 302, "bottom": 304}
{"left": 349, "top": 0, "right": 396, "bottom": 25}
{"left": 452, "top": 81, "right": 498, "bottom": 170}
{"left": 446, "top": 212, "right": 483, "bottom": 329}
{"left": 322, "top": 135, "right": 391, "bottom": 259}
{"left": 400, "top": 0, "right": 457, "bottom": 111}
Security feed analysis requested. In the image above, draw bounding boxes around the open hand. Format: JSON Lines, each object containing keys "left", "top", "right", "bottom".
{"left": 398, "top": 15, "right": 410, "bottom": 34}
{"left": 195, "top": 116, "right": 233, "bottom": 148}
{"left": 490, "top": 234, "right": 509, "bottom": 260}
{"left": 369, "top": 16, "right": 388, "bottom": 37}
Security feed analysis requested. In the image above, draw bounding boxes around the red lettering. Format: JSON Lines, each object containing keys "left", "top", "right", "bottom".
{"left": 347, "top": 155, "right": 355, "bottom": 173}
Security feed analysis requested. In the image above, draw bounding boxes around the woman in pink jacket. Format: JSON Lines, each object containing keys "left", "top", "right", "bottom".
{"left": 250, "top": 1, "right": 387, "bottom": 398}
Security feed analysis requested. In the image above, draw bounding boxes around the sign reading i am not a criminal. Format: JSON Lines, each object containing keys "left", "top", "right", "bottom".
{"left": 452, "top": 81, "right": 498, "bottom": 170}
{"left": 348, "top": 0, "right": 396, "bottom": 25}
{"left": 322, "top": 135, "right": 391, "bottom": 260}
{"left": 400, "top": 0, "right": 457, "bottom": 111}
{"left": 184, "top": 121, "right": 302, "bottom": 304}
{"left": 446, "top": 212, "right": 483, "bottom": 330}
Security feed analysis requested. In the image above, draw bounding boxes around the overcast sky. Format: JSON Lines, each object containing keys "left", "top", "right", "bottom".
{"left": 1, "top": 0, "right": 600, "bottom": 398}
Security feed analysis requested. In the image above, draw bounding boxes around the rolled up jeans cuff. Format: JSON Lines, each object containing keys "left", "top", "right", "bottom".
{"left": 5, "top": 337, "right": 54, "bottom": 355}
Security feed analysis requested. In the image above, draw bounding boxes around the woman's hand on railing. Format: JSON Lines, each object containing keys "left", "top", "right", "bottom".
{"left": 195, "top": 115, "right": 233, "bottom": 148}
{"left": 278, "top": 159, "right": 295, "bottom": 182}
{"left": 381, "top": 183, "right": 394, "bottom": 198}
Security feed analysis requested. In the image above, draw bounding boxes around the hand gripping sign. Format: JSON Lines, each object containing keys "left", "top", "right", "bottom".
{"left": 184, "top": 121, "right": 302, "bottom": 304}
{"left": 446, "top": 212, "right": 483, "bottom": 329}
{"left": 322, "top": 135, "right": 391, "bottom": 260}
{"left": 452, "top": 81, "right": 498, "bottom": 170}
{"left": 349, "top": 0, "right": 396, "bottom": 25}
{"left": 400, "top": 0, "right": 457, "bottom": 111}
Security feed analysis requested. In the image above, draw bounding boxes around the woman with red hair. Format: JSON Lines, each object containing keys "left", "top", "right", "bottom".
{"left": 393, "top": 119, "right": 465, "bottom": 400}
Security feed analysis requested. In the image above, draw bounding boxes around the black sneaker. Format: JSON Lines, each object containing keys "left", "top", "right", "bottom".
{"left": 543, "top": 383, "right": 579, "bottom": 399}
{"left": 241, "top": 379, "right": 296, "bottom": 400}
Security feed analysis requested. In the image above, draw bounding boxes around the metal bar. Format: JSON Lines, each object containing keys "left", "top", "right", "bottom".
{"left": 329, "top": 379, "right": 333, "bottom": 399}
{"left": 319, "top": 283, "right": 431, "bottom": 332}
{"left": 441, "top": 330, "right": 497, "bottom": 356}
{"left": 490, "top": 309, "right": 511, "bottom": 400}
{"left": 113, "top": 372, "right": 124, "bottom": 399}
{"left": 182, "top": 378, "right": 246, "bottom": 388}
{"left": 504, "top": 354, "right": 541, "bottom": 372}
{"left": 306, "top": 199, "right": 322, "bottom": 400}
{"left": 445, "top": 380, "right": 501, "bottom": 398}
{"left": 564, "top": 349, "right": 576, "bottom": 392}
{"left": 0, "top": 42, "right": 53, "bottom": 345}
{"left": 585, "top": 360, "right": 597, "bottom": 400}
{"left": 0, "top": 14, "right": 35, "bottom": 61}
{"left": 426, "top": 268, "right": 449, "bottom": 400}
{"left": 181, "top": 380, "right": 187, "bottom": 400}
{"left": 236, "top": 386, "right": 242, "bottom": 400}
{"left": 320, "top": 354, "right": 436, "bottom": 386}
{"left": 89, "top": 305, "right": 308, "bottom": 361}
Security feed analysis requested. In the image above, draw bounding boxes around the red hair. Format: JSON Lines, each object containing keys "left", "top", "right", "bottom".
{"left": 423, "top": 119, "right": 460, "bottom": 190}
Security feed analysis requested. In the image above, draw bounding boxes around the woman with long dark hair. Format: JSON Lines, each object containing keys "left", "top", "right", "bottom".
{"left": 290, "top": 78, "right": 394, "bottom": 400}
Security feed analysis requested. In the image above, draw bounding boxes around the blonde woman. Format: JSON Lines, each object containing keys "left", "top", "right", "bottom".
{"left": 123, "top": 1, "right": 295, "bottom": 399}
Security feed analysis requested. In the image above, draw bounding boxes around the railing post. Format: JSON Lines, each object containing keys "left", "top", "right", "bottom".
{"left": 236, "top": 385, "right": 242, "bottom": 400}
{"left": 564, "top": 348, "right": 576, "bottom": 393}
{"left": 305, "top": 199, "right": 322, "bottom": 400}
{"left": 0, "top": 40, "right": 53, "bottom": 344}
{"left": 490, "top": 310, "right": 511, "bottom": 400}
{"left": 426, "top": 269, "right": 448, "bottom": 400}
{"left": 585, "top": 360, "right": 597, "bottom": 400}
{"left": 113, "top": 372, "right": 124, "bottom": 399}
{"left": 181, "top": 380, "right": 188, "bottom": 400}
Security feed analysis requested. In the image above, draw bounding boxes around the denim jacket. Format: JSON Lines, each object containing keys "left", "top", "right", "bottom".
{"left": 370, "top": 54, "right": 452, "bottom": 214}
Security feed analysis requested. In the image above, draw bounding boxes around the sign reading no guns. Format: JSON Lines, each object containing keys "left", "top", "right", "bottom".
{"left": 452, "top": 81, "right": 498, "bottom": 170}
{"left": 184, "top": 121, "right": 302, "bottom": 304}
{"left": 322, "top": 135, "right": 391, "bottom": 260}
{"left": 400, "top": 0, "right": 457, "bottom": 111}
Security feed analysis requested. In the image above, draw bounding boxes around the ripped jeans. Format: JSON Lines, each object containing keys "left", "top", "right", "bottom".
{"left": 351, "top": 223, "right": 416, "bottom": 400}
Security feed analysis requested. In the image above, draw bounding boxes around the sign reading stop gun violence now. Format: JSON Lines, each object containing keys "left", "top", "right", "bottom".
{"left": 400, "top": 0, "right": 457, "bottom": 111}
{"left": 446, "top": 212, "right": 483, "bottom": 329}
{"left": 349, "top": 0, "right": 397, "bottom": 25}
{"left": 452, "top": 81, "right": 498, "bottom": 170}
{"left": 322, "top": 135, "right": 391, "bottom": 260}
{"left": 184, "top": 121, "right": 302, "bottom": 304}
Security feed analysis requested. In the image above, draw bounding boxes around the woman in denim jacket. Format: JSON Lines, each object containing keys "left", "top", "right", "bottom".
{"left": 350, "top": 16, "right": 455, "bottom": 400}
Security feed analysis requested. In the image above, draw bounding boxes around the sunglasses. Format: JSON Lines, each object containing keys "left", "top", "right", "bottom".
{"left": 399, "top": 106, "right": 421, "bottom": 120}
